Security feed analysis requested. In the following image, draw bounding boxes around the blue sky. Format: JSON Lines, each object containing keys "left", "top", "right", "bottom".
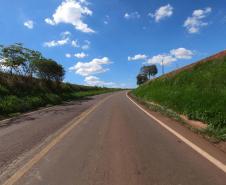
{"left": 0, "top": 0, "right": 226, "bottom": 88}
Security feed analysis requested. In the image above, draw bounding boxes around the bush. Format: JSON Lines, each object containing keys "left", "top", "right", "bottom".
{"left": 25, "top": 96, "right": 46, "bottom": 108}
{"left": 0, "top": 96, "right": 24, "bottom": 114}
{"left": 0, "top": 85, "right": 9, "bottom": 96}
{"left": 44, "top": 94, "right": 62, "bottom": 105}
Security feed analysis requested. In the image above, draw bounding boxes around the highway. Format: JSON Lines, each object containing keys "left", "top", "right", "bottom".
{"left": 0, "top": 92, "right": 225, "bottom": 185}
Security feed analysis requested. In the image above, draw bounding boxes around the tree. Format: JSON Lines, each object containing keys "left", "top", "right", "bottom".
{"left": 0, "top": 45, "right": 3, "bottom": 71}
{"left": 24, "top": 49, "right": 43, "bottom": 77}
{"left": 33, "top": 58, "right": 65, "bottom": 82}
{"left": 136, "top": 74, "right": 148, "bottom": 86}
{"left": 50, "top": 61, "right": 65, "bottom": 82}
{"left": 141, "top": 65, "right": 158, "bottom": 79}
{"left": 0, "top": 43, "right": 65, "bottom": 85}
{"left": 1, "top": 43, "right": 26, "bottom": 75}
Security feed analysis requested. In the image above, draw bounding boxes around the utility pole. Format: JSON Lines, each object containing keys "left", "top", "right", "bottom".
{"left": 161, "top": 59, "right": 164, "bottom": 75}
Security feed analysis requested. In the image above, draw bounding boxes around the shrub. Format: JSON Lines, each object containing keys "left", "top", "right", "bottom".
{"left": 25, "top": 96, "right": 46, "bottom": 108}
{"left": 44, "top": 94, "right": 62, "bottom": 105}
{"left": 0, "top": 85, "right": 9, "bottom": 96}
{"left": 0, "top": 96, "right": 24, "bottom": 114}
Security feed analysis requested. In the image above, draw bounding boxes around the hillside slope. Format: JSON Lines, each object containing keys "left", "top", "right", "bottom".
{"left": 133, "top": 51, "right": 226, "bottom": 140}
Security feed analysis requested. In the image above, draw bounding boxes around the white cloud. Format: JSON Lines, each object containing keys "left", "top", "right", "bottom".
{"left": 170, "top": 48, "right": 193, "bottom": 59}
{"left": 124, "top": 12, "right": 141, "bottom": 20}
{"left": 44, "top": 31, "right": 74, "bottom": 47}
{"left": 148, "top": 54, "right": 176, "bottom": 65}
{"left": 44, "top": 35, "right": 70, "bottom": 47}
{"left": 128, "top": 54, "right": 147, "bottom": 61}
{"left": 74, "top": 52, "right": 87, "bottom": 58}
{"left": 104, "top": 15, "right": 110, "bottom": 24}
{"left": 81, "top": 40, "right": 91, "bottom": 50}
{"left": 71, "top": 40, "right": 79, "bottom": 48}
{"left": 184, "top": 7, "right": 212, "bottom": 34}
{"left": 85, "top": 76, "right": 115, "bottom": 87}
{"left": 65, "top": 53, "right": 72, "bottom": 58}
{"left": 45, "top": 18, "right": 55, "bottom": 25}
{"left": 45, "top": 0, "right": 94, "bottom": 33}
{"left": 147, "top": 48, "right": 194, "bottom": 65}
{"left": 44, "top": 38, "right": 69, "bottom": 47}
{"left": 149, "top": 4, "right": 173, "bottom": 22}
{"left": 69, "top": 57, "right": 111, "bottom": 76}
{"left": 61, "top": 31, "right": 71, "bottom": 37}
{"left": 65, "top": 52, "right": 88, "bottom": 58}
{"left": 24, "top": 20, "right": 34, "bottom": 29}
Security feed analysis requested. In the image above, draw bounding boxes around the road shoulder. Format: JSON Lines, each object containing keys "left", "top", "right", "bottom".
{"left": 127, "top": 92, "right": 226, "bottom": 171}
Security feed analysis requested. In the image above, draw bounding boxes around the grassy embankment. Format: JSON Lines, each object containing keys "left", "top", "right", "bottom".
{"left": 0, "top": 72, "right": 117, "bottom": 118}
{"left": 132, "top": 54, "right": 226, "bottom": 140}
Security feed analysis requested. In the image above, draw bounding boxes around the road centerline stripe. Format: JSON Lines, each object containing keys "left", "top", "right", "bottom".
{"left": 126, "top": 92, "right": 226, "bottom": 174}
{"left": 2, "top": 94, "right": 113, "bottom": 185}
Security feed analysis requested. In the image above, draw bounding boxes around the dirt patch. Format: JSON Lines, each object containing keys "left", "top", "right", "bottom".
{"left": 180, "top": 115, "right": 207, "bottom": 129}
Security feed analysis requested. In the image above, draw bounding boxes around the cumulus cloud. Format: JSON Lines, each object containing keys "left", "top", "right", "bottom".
{"left": 65, "top": 52, "right": 88, "bottom": 58}
{"left": 69, "top": 57, "right": 111, "bottom": 76}
{"left": 74, "top": 52, "right": 87, "bottom": 58}
{"left": 148, "top": 54, "right": 176, "bottom": 65}
{"left": 149, "top": 4, "right": 173, "bottom": 22}
{"left": 65, "top": 53, "right": 72, "bottom": 58}
{"left": 24, "top": 20, "right": 34, "bottom": 29}
{"left": 85, "top": 76, "right": 115, "bottom": 87}
{"left": 184, "top": 7, "right": 212, "bottom": 34}
{"left": 170, "top": 48, "right": 194, "bottom": 59}
{"left": 147, "top": 48, "right": 194, "bottom": 65}
{"left": 81, "top": 40, "right": 91, "bottom": 50}
{"left": 71, "top": 40, "right": 79, "bottom": 48}
{"left": 44, "top": 38, "right": 69, "bottom": 47}
{"left": 43, "top": 31, "right": 71, "bottom": 47}
{"left": 128, "top": 54, "right": 147, "bottom": 61}
{"left": 45, "top": 0, "right": 94, "bottom": 33}
{"left": 124, "top": 12, "right": 141, "bottom": 20}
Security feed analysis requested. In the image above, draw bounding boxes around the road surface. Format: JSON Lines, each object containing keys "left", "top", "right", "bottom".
{"left": 0, "top": 91, "right": 226, "bottom": 185}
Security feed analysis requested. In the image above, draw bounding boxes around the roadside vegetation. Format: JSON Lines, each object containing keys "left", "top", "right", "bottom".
{"left": 133, "top": 54, "right": 226, "bottom": 140}
{"left": 0, "top": 43, "right": 118, "bottom": 118}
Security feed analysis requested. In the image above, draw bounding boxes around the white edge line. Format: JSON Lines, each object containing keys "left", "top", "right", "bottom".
{"left": 126, "top": 92, "right": 226, "bottom": 174}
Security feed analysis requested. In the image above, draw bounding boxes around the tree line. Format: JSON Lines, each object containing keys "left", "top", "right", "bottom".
{"left": 0, "top": 43, "right": 65, "bottom": 83}
{"left": 136, "top": 65, "right": 158, "bottom": 85}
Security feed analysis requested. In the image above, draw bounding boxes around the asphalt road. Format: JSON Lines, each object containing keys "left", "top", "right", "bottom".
{"left": 0, "top": 93, "right": 111, "bottom": 176}
{"left": 1, "top": 92, "right": 226, "bottom": 185}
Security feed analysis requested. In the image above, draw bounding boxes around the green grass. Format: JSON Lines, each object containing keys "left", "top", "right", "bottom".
{"left": 0, "top": 72, "right": 119, "bottom": 118}
{"left": 132, "top": 56, "right": 226, "bottom": 140}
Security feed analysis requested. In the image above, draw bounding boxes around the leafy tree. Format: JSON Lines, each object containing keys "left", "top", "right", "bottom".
{"left": 0, "top": 43, "right": 65, "bottom": 86}
{"left": 137, "top": 74, "right": 148, "bottom": 86}
{"left": 0, "top": 45, "right": 3, "bottom": 70}
{"left": 24, "top": 49, "right": 43, "bottom": 77}
{"left": 33, "top": 58, "right": 65, "bottom": 82}
{"left": 141, "top": 65, "right": 158, "bottom": 79}
{"left": 1, "top": 43, "right": 27, "bottom": 75}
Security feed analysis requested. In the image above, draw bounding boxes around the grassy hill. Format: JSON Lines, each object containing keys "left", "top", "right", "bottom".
{"left": 0, "top": 72, "right": 117, "bottom": 118}
{"left": 132, "top": 50, "right": 226, "bottom": 140}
